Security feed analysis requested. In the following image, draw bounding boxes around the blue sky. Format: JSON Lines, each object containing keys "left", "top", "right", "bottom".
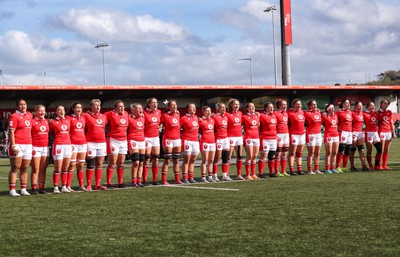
{"left": 0, "top": 0, "right": 399, "bottom": 86}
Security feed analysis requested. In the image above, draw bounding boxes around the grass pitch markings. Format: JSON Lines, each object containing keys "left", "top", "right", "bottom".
{"left": 165, "top": 185, "right": 240, "bottom": 191}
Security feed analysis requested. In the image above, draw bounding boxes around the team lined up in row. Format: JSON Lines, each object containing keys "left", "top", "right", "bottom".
{"left": 6, "top": 97, "right": 395, "bottom": 196}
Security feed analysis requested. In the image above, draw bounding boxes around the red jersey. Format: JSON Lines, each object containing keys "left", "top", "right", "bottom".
{"left": 160, "top": 111, "right": 181, "bottom": 140}
{"left": 199, "top": 117, "right": 215, "bottom": 143}
{"left": 351, "top": 110, "right": 364, "bottom": 132}
{"left": 180, "top": 114, "right": 199, "bottom": 141}
{"left": 377, "top": 109, "right": 393, "bottom": 132}
{"left": 287, "top": 109, "right": 305, "bottom": 135}
{"left": 337, "top": 109, "right": 352, "bottom": 132}
{"left": 8, "top": 111, "right": 33, "bottom": 144}
{"left": 212, "top": 113, "right": 228, "bottom": 139}
{"left": 128, "top": 115, "right": 145, "bottom": 141}
{"left": 242, "top": 113, "right": 259, "bottom": 139}
{"left": 82, "top": 112, "right": 108, "bottom": 143}
{"left": 363, "top": 111, "right": 378, "bottom": 132}
{"left": 105, "top": 110, "right": 129, "bottom": 141}
{"left": 304, "top": 110, "right": 322, "bottom": 134}
{"left": 67, "top": 114, "right": 86, "bottom": 145}
{"left": 50, "top": 117, "right": 71, "bottom": 145}
{"left": 321, "top": 113, "right": 339, "bottom": 137}
{"left": 259, "top": 112, "right": 277, "bottom": 140}
{"left": 143, "top": 109, "right": 161, "bottom": 138}
{"left": 31, "top": 117, "right": 49, "bottom": 147}
{"left": 227, "top": 111, "right": 243, "bottom": 137}
{"left": 273, "top": 110, "right": 289, "bottom": 134}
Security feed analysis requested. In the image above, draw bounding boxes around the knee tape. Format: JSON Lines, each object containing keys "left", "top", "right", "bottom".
{"left": 338, "top": 144, "right": 346, "bottom": 154}
{"left": 282, "top": 147, "right": 289, "bottom": 153}
{"left": 268, "top": 151, "right": 276, "bottom": 161}
{"left": 86, "top": 158, "right": 95, "bottom": 169}
{"left": 151, "top": 154, "right": 160, "bottom": 160}
{"left": 357, "top": 145, "right": 364, "bottom": 151}
{"left": 295, "top": 152, "right": 303, "bottom": 158}
{"left": 276, "top": 147, "right": 282, "bottom": 153}
{"left": 130, "top": 152, "right": 140, "bottom": 162}
{"left": 222, "top": 151, "right": 230, "bottom": 164}
{"left": 351, "top": 147, "right": 357, "bottom": 152}
{"left": 172, "top": 153, "right": 180, "bottom": 159}
{"left": 374, "top": 142, "right": 382, "bottom": 153}
{"left": 164, "top": 153, "right": 172, "bottom": 159}
{"left": 139, "top": 154, "right": 146, "bottom": 162}
{"left": 344, "top": 145, "right": 351, "bottom": 156}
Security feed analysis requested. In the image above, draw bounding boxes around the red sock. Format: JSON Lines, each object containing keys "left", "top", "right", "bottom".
{"left": 95, "top": 168, "right": 102, "bottom": 187}
{"left": 161, "top": 171, "right": 167, "bottom": 183}
{"left": 251, "top": 163, "right": 256, "bottom": 176}
{"left": 31, "top": 183, "right": 37, "bottom": 190}
{"left": 325, "top": 165, "right": 330, "bottom": 171}
{"left": 258, "top": 160, "right": 265, "bottom": 175}
{"left": 77, "top": 170, "right": 84, "bottom": 187}
{"left": 189, "top": 171, "right": 194, "bottom": 180}
{"left": 137, "top": 177, "right": 142, "bottom": 184}
{"left": 67, "top": 172, "right": 73, "bottom": 187}
{"left": 39, "top": 183, "right": 44, "bottom": 190}
{"left": 9, "top": 183, "right": 16, "bottom": 190}
{"left": 297, "top": 165, "right": 302, "bottom": 172}
{"left": 213, "top": 164, "right": 218, "bottom": 174}
{"left": 61, "top": 172, "right": 68, "bottom": 186}
{"left": 106, "top": 167, "right": 113, "bottom": 185}
{"left": 280, "top": 158, "right": 287, "bottom": 173}
{"left": 245, "top": 164, "right": 250, "bottom": 176}
{"left": 222, "top": 163, "right": 229, "bottom": 173}
{"left": 174, "top": 172, "right": 180, "bottom": 182}
{"left": 289, "top": 166, "right": 294, "bottom": 172}
{"left": 21, "top": 183, "right": 27, "bottom": 189}
{"left": 343, "top": 155, "right": 350, "bottom": 167}
{"left": 366, "top": 155, "right": 372, "bottom": 167}
{"left": 314, "top": 164, "right": 319, "bottom": 171}
{"left": 132, "top": 177, "right": 137, "bottom": 184}
{"left": 307, "top": 165, "right": 312, "bottom": 172}
{"left": 275, "top": 159, "right": 279, "bottom": 173}
{"left": 183, "top": 172, "right": 188, "bottom": 180}
{"left": 86, "top": 169, "right": 93, "bottom": 187}
{"left": 117, "top": 167, "right": 124, "bottom": 185}
{"left": 53, "top": 172, "right": 60, "bottom": 187}
{"left": 143, "top": 165, "right": 149, "bottom": 183}
{"left": 268, "top": 160, "right": 275, "bottom": 174}
{"left": 236, "top": 159, "right": 243, "bottom": 176}
{"left": 336, "top": 154, "right": 343, "bottom": 168}
{"left": 375, "top": 153, "right": 382, "bottom": 166}
{"left": 152, "top": 165, "right": 159, "bottom": 182}
{"left": 382, "top": 153, "right": 389, "bottom": 167}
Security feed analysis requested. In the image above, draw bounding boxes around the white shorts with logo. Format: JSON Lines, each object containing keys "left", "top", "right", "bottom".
{"left": 306, "top": 133, "right": 322, "bottom": 147}
{"left": 182, "top": 139, "right": 200, "bottom": 155}
{"left": 365, "top": 132, "right": 380, "bottom": 144}
{"left": 229, "top": 136, "right": 243, "bottom": 147}
{"left": 107, "top": 138, "right": 128, "bottom": 155}
{"left": 9, "top": 144, "right": 33, "bottom": 160}
{"left": 52, "top": 144, "right": 72, "bottom": 160}
{"left": 352, "top": 131, "right": 365, "bottom": 142}
{"left": 145, "top": 137, "right": 160, "bottom": 148}
{"left": 379, "top": 131, "right": 392, "bottom": 141}
{"left": 129, "top": 140, "right": 146, "bottom": 151}
{"left": 324, "top": 136, "right": 339, "bottom": 144}
{"left": 244, "top": 138, "right": 260, "bottom": 147}
{"left": 201, "top": 142, "right": 216, "bottom": 152}
{"left": 216, "top": 137, "right": 230, "bottom": 151}
{"left": 32, "top": 146, "right": 50, "bottom": 158}
{"left": 277, "top": 133, "right": 290, "bottom": 146}
{"left": 290, "top": 134, "right": 306, "bottom": 146}
{"left": 340, "top": 131, "right": 353, "bottom": 145}
{"left": 163, "top": 138, "right": 181, "bottom": 148}
{"left": 261, "top": 139, "right": 277, "bottom": 152}
{"left": 87, "top": 142, "right": 107, "bottom": 158}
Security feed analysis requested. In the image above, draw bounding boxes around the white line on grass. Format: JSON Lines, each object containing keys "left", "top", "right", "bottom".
{"left": 165, "top": 185, "right": 240, "bottom": 191}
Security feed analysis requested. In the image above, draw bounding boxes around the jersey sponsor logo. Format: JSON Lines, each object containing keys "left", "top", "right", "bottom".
{"left": 217, "top": 144, "right": 222, "bottom": 149}
{"left": 283, "top": 117, "right": 288, "bottom": 122}
{"left": 380, "top": 134, "right": 385, "bottom": 140}
{"left": 208, "top": 124, "right": 213, "bottom": 130}
{"left": 203, "top": 144, "right": 208, "bottom": 150}
{"left": 9, "top": 121, "right": 13, "bottom": 126}
{"left": 192, "top": 121, "right": 198, "bottom": 127}
{"left": 371, "top": 117, "right": 376, "bottom": 122}
{"left": 332, "top": 120, "right": 337, "bottom": 125}
{"left": 25, "top": 120, "right": 31, "bottom": 127}
{"left": 251, "top": 120, "right": 257, "bottom": 126}
{"left": 342, "top": 136, "right": 346, "bottom": 141}
{"left": 230, "top": 139, "right": 234, "bottom": 144}
{"left": 271, "top": 119, "right": 276, "bottom": 124}
{"left": 40, "top": 125, "right": 47, "bottom": 132}
{"left": 76, "top": 122, "right": 83, "bottom": 129}
{"left": 120, "top": 118, "right": 127, "bottom": 124}
{"left": 151, "top": 117, "right": 158, "bottom": 122}
{"left": 346, "top": 114, "right": 351, "bottom": 119}
{"left": 222, "top": 120, "right": 227, "bottom": 126}
{"left": 383, "top": 116, "right": 389, "bottom": 122}
{"left": 263, "top": 144, "right": 268, "bottom": 150}
{"left": 132, "top": 142, "right": 137, "bottom": 147}
{"left": 327, "top": 137, "right": 332, "bottom": 142}
{"left": 314, "top": 115, "right": 320, "bottom": 120}
{"left": 246, "top": 139, "right": 251, "bottom": 145}
{"left": 88, "top": 150, "right": 92, "bottom": 155}
{"left": 172, "top": 118, "right": 178, "bottom": 124}
{"left": 277, "top": 137, "right": 282, "bottom": 142}
{"left": 112, "top": 147, "right": 116, "bottom": 152}
{"left": 234, "top": 117, "right": 240, "bottom": 123}
{"left": 185, "top": 145, "right": 190, "bottom": 150}
{"left": 137, "top": 121, "right": 143, "bottom": 127}
{"left": 310, "top": 136, "right": 314, "bottom": 141}
{"left": 166, "top": 140, "right": 171, "bottom": 145}
{"left": 292, "top": 138, "right": 297, "bottom": 144}
{"left": 96, "top": 119, "right": 103, "bottom": 125}
{"left": 57, "top": 149, "right": 61, "bottom": 154}
{"left": 61, "top": 125, "right": 67, "bottom": 131}
{"left": 368, "top": 136, "right": 372, "bottom": 141}
{"left": 298, "top": 115, "right": 304, "bottom": 120}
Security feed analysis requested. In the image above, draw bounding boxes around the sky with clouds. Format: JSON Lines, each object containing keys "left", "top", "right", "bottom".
{"left": 0, "top": 0, "right": 399, "bottom": 86}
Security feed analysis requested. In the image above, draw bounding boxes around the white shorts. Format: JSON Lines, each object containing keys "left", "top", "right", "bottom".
{"left": 9, "top": 144, "right": 32, "bottom": 160}
{"left": 261, "top": 139, "right": 277, "bottom": 152}
{"left": 365, "top": 132, "right": 380, "bottom": 144}
{"left": 52, "top": 144, "right": 72, "bottom": 160}
{"left": 201, "top": 142, "right": 216, "bottom": 152}
{"left": 290, "top": 134, "right": 306, "bottom": 146}
{"left": 244, "top": 138, "right": 260, "bottom": 147}
{"left": 229, "top": 136, "right": 243, "bottom": 147}
{"left": 72, "top": 144, "right": 87, "bottom": 154}
{"left": 277, "top": 133, "right": 290, "bottom": 146}
{"left": 107, "top": 138, "right": 128, "bottom": 155}
{"left": 163, "top": 138, "right": 181, "bottom": 148}
{"left": 32, "top": 146, "right": 50, "bottom": 158}
{"left": 216, "top": 137, "right": 230, "bottom": 151}
{"left": 182, "top": 139, "right": 200, "bottom": 155}
{"left": 352, "top": 131, "right": 365, "bottom": 141}
{"left": 145, "top": 137, "right": 160, "bottom": 148}
{"left": 129, "top": 139, "right": 146, "bottom": 151}
{"left": 306, "top": 133, "right": 322, "bottom": 147}
{"left": 87, "top": 142, "right": 107, "bottom": 158}
{"left": 324, "top": 136, "right": 339, "bottom": 144}
{"left": 379, "top": 132, "right": 392, "bottom": 141}
{"left": 340, "top": 131, "right": 353, "bottom": 145}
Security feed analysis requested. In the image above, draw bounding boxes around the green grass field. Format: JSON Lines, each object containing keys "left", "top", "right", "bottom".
{"left": 1, "top": 141, "right": 400, "bottom": 256}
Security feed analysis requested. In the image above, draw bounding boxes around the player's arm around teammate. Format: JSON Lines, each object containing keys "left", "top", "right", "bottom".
{"left": 363, "top": 102, "right": 382, "bottom": 170}
{"left": 287, "top": 99, "right": 306, "bottom": 175}
{"left": 227, "top": 98, "right": 244, "bottom": 180}
{"left": 377, "top": 99, "right": 396, "bottom": 170}
{"left": 180, "top": 103, "right": 200, "bottom": 184}
{"left": 349, "top": 101, "right": 368, "bottom": 171}
{"left": 199, "top": 106, "right": 216, "bottom": 182}
{"left": 274, "top": 100, "right": 290, "bottom": 176}
{"left": 335, "top": 99, "right": 353, "bottom": 172}
{"left": 304, "top": 100, "right": 323, "bottom": 175}
{"left": 8, "top": 99, "right": 33, "bottom": 197}
{"left": 321, "top": 104, "right": 340, "bottom": 174}
{"left": 128, "top": 103, "right": 146, "bottom": 187}
{"left": 242, "top": 103, "right": 260, "bottom": 180}
{"left": 30, "top": 105, "right": 50, "bottom": 194}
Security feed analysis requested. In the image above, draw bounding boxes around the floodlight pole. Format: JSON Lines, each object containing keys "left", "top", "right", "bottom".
{"left": 95, "top": 42, "right": 109, "bottom": 85}
{"left": 237, "top": 58, "right": 253, "bottom": 85}
{"left": 264, "top": 6, "right": 278, "bottom": 85}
